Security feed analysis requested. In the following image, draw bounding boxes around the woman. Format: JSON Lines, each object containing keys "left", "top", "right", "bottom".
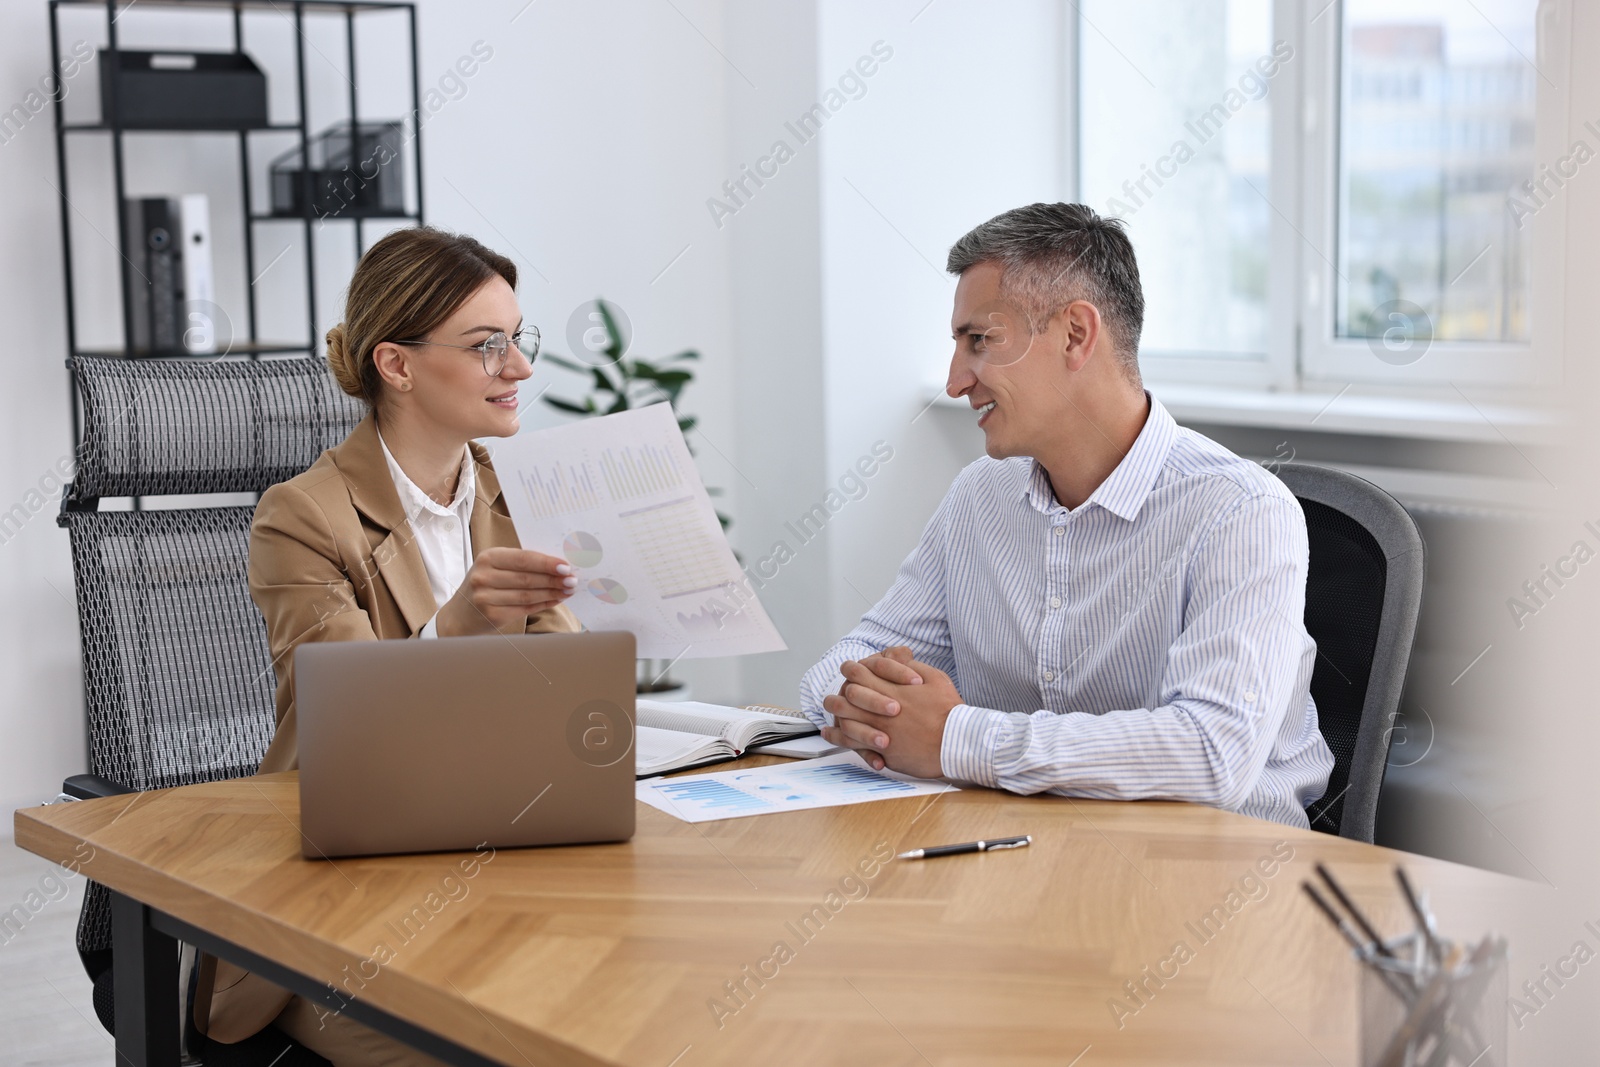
{"left": 204, "top": 226, "right": 580, "bottom": 1066}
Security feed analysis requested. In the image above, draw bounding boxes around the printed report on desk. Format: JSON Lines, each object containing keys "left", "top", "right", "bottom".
{"left": 638, "top": 752, "right": 958, "bottom": 823}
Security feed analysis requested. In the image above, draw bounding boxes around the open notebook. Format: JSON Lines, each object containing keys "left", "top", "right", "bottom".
{"left": 635, "top": 699, "right": 819, "bottom": 777}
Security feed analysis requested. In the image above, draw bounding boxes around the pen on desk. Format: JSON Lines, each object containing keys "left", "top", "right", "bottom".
{"left": 897, "top": 835, "right": 1031, "bottom": 860}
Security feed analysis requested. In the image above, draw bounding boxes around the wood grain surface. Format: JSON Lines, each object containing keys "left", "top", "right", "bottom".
{"left": 13, "top": 759, "right": 1537, "bottom": 1067}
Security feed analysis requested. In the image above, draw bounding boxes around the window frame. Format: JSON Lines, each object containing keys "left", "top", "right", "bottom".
{"left": 1299, "top": 0, "right": 1568, "bottom": 389}
{"left": 1073, "top": 0, "right": 1571, "bottom": 399}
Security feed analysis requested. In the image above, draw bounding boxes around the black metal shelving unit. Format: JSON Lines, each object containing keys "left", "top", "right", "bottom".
{"left": 48, "top": 0, "right": 424, "bottom": 451}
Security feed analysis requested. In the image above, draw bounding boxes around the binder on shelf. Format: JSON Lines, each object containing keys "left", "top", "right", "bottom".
{"left": 122, "top": 195, "right": 215, "bottom": 356}
{"left": 122, "top": 198, "right": 183, "bottom": 355}
{"left": 179, "top": 194, "right": 216, "bottom": 355}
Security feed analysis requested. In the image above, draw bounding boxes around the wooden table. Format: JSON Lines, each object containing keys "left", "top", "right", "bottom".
{"left": 14, "top": 759, "right": 1532, "bottom": 1066}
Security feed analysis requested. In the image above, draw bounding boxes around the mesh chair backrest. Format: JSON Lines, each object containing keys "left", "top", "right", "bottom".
{"left": 66, "top": 506, "right": 278, "bottom": 790}
{"left": 63, "top": 354, "right": 362, "bottom": 786}
{"left": 70, "top": 354, "right": 364, "bottom": 499}
{"left": 1298, "top": 498, "right": 1386, "bottom": 834}
{"left": 62, "top": 355, "right": 362, "bottom": 978}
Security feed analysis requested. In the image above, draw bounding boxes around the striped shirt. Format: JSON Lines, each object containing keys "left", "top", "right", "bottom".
{"left": 799, "top": 396, "right": 1333, "bottom": 828}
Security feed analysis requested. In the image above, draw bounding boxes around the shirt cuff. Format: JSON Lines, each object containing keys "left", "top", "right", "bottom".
{"left": 418, "top": 614, "right": 440, "bottom": 639}
{"left": 939, "top": 703, "right": 1009, "bottom": 787}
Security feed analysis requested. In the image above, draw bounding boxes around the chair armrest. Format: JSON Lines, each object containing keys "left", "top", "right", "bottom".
{"left": 61, "top": 773, "right": 134, "bottom": 800}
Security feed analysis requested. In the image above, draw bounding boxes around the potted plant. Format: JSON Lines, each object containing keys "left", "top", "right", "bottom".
{"left": 541, "top": 298, "right": 727, "bottom": 700}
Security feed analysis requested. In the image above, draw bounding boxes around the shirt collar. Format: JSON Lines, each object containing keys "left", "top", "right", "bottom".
{"left": 1020, "top": 393, "right": 1177, "bottom": 522}
{"left": 376, "top": 430, "right": 476, "bottom": 521}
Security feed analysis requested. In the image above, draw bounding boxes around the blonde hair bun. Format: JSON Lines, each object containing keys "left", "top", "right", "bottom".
{"left": 325, "top": 323, "right": 364, "bottom": 399}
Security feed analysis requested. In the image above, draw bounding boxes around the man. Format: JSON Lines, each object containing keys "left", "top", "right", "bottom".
{"left": 800, "top": 203, "right": 1333, "bottom": 828}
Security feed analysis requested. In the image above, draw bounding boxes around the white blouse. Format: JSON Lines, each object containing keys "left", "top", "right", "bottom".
{"left": 377, "top": 431, "right": 476, "bottom": 638}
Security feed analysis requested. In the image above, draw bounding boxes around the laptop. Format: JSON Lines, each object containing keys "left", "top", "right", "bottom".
{"left": 295, "top": 631, "right": 637, "bottom": 859}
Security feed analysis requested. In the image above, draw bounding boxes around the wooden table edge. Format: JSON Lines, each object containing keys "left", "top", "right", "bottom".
{"left": 12, "top": 797, "right": 611, "bottom": 1067}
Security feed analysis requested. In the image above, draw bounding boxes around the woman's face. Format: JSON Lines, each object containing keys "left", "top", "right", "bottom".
{"left": 378, "top": 275, "right": 534, "bottom": 441}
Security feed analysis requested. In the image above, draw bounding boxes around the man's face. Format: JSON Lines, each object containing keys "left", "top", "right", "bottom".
{"left": 945, "top": 261, "right": 1065, "bottom": 460}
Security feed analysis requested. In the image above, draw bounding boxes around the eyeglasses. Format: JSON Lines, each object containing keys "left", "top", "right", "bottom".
{"left": 391, "top": 325, "right": 540, "bottom": 378}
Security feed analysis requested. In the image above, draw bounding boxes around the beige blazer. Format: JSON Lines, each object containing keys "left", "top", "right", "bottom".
{"left": 203, "top": 412, "right": 579, "bottom": 1042}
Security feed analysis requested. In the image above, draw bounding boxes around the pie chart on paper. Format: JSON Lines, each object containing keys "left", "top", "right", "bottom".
{"left": 587, "top": 577, "right": 629, "bottom": 604}
{"left": 563, "top": 530, "right": 604, "bottom": 568}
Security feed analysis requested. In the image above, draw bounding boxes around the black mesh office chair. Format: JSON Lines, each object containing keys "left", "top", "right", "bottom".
{"left": 1273, "top": 463, "right": 1425, "bottom": 843}
{"left": 58, "top": 353, "right": 362, "bottom": 1064}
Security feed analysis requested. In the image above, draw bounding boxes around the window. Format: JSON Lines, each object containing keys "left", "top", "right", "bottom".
{"left": 1337, "top": 0, "right": 1536, "bottom": 346}
{"left": 1075, "top": 0, "right": 1565, "bottom": 393}
{"left": 1078, "top": 0, "right": 1280, "bottom": 364}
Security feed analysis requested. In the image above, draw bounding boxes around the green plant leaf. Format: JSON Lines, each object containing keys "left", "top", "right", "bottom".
{"left": 597, "top": 299, "right": 626, "bottom": 360}
{"left": 540, "top": 353, "right": 592, "bottom": 375}
{"left": 541, "top": 308, "right": 716, "bottom": 551}
{"left": 543, "top": 396, "right": 591, "bottom": 415}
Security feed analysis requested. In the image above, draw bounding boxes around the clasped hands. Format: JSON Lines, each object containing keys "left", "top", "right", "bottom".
{"left": 819, "top": 646, "right": 963, "bottom": 779}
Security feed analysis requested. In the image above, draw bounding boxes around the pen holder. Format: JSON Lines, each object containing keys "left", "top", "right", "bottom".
{"left": 1359, "top": 935, "right": 1507, "bottom": 1067}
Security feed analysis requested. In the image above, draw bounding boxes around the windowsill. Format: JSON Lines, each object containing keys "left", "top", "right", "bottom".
{"left": 928, "top": 383, "right": 1556, "bottom": 445}
{"left": 1148, "top": 383, "right": 1554, "bottom": 445}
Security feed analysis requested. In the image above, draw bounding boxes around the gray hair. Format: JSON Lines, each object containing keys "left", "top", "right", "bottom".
{"left": 946, "top": 203, "right": 1145, "bottom": 383}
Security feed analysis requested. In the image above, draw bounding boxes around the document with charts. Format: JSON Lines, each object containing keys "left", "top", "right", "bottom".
{"left": 637, "top": 752, "right": 958, "bottom": 823}
{"left": 494, "top": 402, "right": 786, "bottom": 658}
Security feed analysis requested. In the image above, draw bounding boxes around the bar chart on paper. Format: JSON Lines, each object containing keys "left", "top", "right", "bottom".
{"left": 514, "top": 444, "right": 683, "bottom": 520}
{"left": 518, "top": 459, "right": 602, "bottom": 520}
{"left": 598, "top": 442, "right": 683, "bottom": 499}
{"left": 644, "top": 777, "right": 774, "bottom": 817}
{"left": 637, "top": 752, "right": 958, "bottom": 823}
{"left": 782, "top": 759, "right": 924, "bottom": 796}
{"left": 495, "top": 403, "right": 786, "bottom": 658}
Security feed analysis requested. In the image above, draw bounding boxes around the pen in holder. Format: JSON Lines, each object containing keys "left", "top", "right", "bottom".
{"left": 1304, "top": 864, "right": 1508, "bottom": 1067}
{"left": 1358, "top": 930, "right": 1507, "bottom": 1067}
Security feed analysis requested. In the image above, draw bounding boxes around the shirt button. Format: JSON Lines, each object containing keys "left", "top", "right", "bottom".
{"left": 1042, "top": 671, "right": 1055, "bottom": 682}
{"left": 1243, "top": 690, "right": 1257, "bottom": 702}
{"left": 1049, "top": 596, "right": 1062, "bottom": 609}
{"left": 1053, "top": 527, "right": 1065, "bottom": 537}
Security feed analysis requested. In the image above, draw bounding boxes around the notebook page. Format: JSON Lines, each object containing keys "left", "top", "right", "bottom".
{"left": 635, "top": 725, "right": 731, "bottom": 776}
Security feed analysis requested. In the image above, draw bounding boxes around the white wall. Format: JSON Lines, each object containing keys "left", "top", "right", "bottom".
{"left": 0, "top": 2, "right": 97, "bottom": 820}
{"left": 815, "top": 0, "right": 1066, "bottom": 639}
{"left": 719, "top": 0, "right": 835, "bottom": 700}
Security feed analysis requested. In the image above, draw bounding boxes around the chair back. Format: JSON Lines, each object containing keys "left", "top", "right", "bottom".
{"left": 59, "top": 354, "right": 362, "bottom": 1002}
{"left": 62, "top": 354, "right": 363, "bottom": 788}
{"left": 1272, "top": 462, "right": 1425, "bottom": 842}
